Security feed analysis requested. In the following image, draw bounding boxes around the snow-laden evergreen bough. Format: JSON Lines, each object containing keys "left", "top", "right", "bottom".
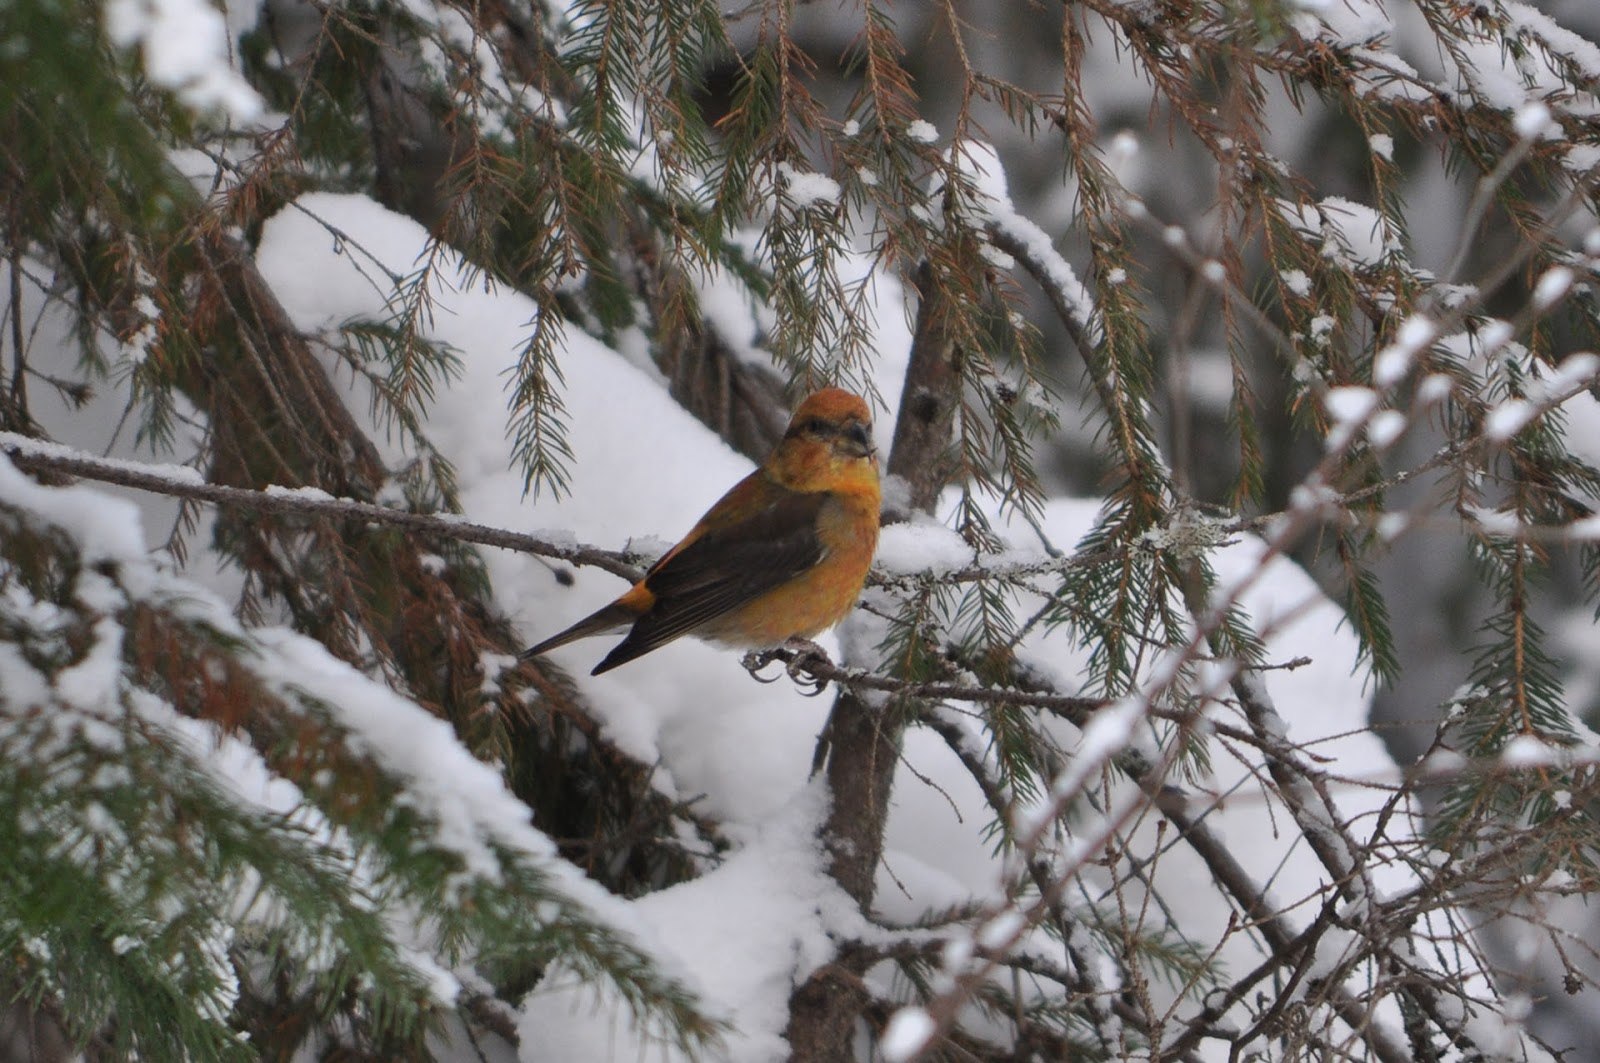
{"left": 1, "top": 0, "right": 1599, "bottom": 1057}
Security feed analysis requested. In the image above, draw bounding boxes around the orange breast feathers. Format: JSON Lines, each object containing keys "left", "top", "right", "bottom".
{"left": 521, "top": 388, "right": 881, "bottom": 675}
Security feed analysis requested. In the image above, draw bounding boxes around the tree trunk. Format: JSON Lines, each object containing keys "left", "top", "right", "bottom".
{"left": 783, "top": 262, "right": 959, "bottom": 1059}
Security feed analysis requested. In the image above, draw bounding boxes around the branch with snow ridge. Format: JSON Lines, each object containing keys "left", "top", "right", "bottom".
{"left": 0, "top": 433, "right": 647, "bottom": 582}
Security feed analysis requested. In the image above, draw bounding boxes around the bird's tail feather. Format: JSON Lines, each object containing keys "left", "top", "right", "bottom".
{"left": 521, "top": 602, "right": 637, "bottom": 660}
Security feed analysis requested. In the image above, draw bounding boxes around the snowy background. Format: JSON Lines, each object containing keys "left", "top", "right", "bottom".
{"left": 6, "top": 185, "right": 1501, "bottom": 1059}
{"left": 6, "top": 0, "right": 1600, "bottom": 1058}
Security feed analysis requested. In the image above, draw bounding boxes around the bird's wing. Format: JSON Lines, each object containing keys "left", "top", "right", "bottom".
{"left": 591, "top": 485, "right": 829, "bottom": 673}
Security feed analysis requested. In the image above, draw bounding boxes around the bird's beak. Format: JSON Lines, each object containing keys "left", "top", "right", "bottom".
{"left": 841, "top": 422, "right": 876, "bottom": 459}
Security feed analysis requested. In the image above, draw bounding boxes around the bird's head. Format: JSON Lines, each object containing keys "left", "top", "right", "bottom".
{"left": 768, "top": 387, "right": 880, "bottom": 492}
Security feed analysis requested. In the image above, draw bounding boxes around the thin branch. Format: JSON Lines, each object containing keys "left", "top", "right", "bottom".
{"left": 0, "top": 432, "right": 646, "bottom": 582}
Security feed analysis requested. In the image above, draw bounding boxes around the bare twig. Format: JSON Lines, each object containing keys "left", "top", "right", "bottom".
{"left": 0, "top": 432, "right": 646, "bottom": 582}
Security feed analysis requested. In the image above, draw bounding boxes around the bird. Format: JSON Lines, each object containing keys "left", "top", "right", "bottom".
{"left": 521, "top": 387, "right": 881, "bottom": 676}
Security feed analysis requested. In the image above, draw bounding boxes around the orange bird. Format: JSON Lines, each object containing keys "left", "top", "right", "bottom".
{"left": 522, "top": 388, "right": 882, "bottom": 675}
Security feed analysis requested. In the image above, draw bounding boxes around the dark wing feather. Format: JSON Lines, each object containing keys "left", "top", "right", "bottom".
{"left": 591, "top": 491, "right": 828, "bottom": 674}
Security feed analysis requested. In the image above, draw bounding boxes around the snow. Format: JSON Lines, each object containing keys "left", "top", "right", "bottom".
{"left": 1324, "top": 386, "right": 1380, "bottom": 450}
{"left": 1477, "top": 319, "right": 1515, "bottom": 355}
{"left": 1278, "top": 196, "right": 1400, "bottom": 270}
{"left": 1375, "top": 511, "right": 1410, "bottom": 542}
{"left": 1514, "top": 102, "right": 1556, "bottom": 140}
{"left": 1532, "top": 266, "right": 1575, "bottom": 310}
{"left": 1324, "top": 386, "right": 1379, "bottom": 423}
{"left": 1366, "top": 409, "right": 1406, "bottom": 449}
{"left": 248, "top": 179, "right": 1430, "bottom": 1051}
{"left": 1045, "top": 695, "right": 1142, "bottom": 807}
{"left": 974, "top": 909, "right": 1025, "bottom": 952}
{"left": 19, "top": 3, "right": 1586, "bottom": 1029}
{"left": 1500, "top": 735, "right": 1561, "bottom": 768}
{"left": 54, "top": 616, "right": 126, "bottom": 712}
{"left": 1466, "top": 504, "right": 1523, "bottom": 536}
{"left": 248, "top": 193, "right": 908, "bottom": 1054}
{"left": 255, "top": 194, "right": 765, "bottom": 566}
{"left": 961, "top": 495, "right": 1420, "bottom": 1047}
{"left": 776, "top": 161, "right": 842, "bottom": 208}
{"left": 103, "top": 0, "right": 262, "bottom": 120}
{"left": 1550, "top": 352, "right": 1600, "bottom": 393}
{"left": 880, "top": 1007, "right": 937, "bottom": 1062}
{"left": 1372, "top": 343, "right": 1412, "bottom": 387}
{"left": 0, "top": 432, "right": 205, "bottom": 488}
{"left": 875, "top": 521, "right": 980, "bottom": 577}
{"left": 1344, "top": 46, "right": 1437, "bottom": 106}
{"left": 1439, "top": 3, "right": 1599, "bottom": 144}
{"left": 521, "top": 786, "right": 857, "bottom": 1062}
{"left": 1184, "top": 350, "right": 1237, "bottom": 412}
{"left": 1305, "top": 0, "right": 1391, "bottom": 46}
{"left": 1473, "top": 346, "right": 1600, "bottom": 449}
{"left": 0, "top": 451, "right": 699, "bottom": 1016}
{"left": 1280, "top": 268, "right": 1312, "bottom": 297}
{"left": 1571, "top": 143, "right": 1600, "bottom": 177}
{"left": 0, "top": 446, "right": 153, "bottom": 562}
{"left": 1486, "top": 399, "right": 1537, "bottom": 442}
{"left": 1373, "top": 314, "right": 1434, "bottom": 388}
{"left": 263, "top": 483, "right": 337, "bottom": 503}
{"left": 1107, "top": 130, "right": 1139, "bottom": 167}
{"left": 255, "top": 629, "right": 579, "bottom": 883}
{"left": 1463, "top": 992, "right": 1534, "bottom": 1060}
{"left": 948, "top": 142, "right": 1097, "bottom": 341}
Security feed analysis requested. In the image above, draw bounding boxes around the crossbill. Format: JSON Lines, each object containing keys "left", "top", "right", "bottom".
{"left": 522, "top": 388, "right": 881, "bottom": 675}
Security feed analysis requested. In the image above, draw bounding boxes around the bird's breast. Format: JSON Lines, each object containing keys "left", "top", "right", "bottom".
{"left": 702, "top": 490, "right": 879, "bottom": 646}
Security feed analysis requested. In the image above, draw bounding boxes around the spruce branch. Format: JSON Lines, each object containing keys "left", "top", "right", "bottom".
{"left": 0, "top": 434, "right": 647, "bottom": 582}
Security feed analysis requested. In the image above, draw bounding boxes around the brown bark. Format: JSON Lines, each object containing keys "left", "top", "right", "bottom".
{"left": 783, "top": 265, "right": 959, "bottom": 1060}
{"left": 0, "top": 991, "right": 75, "bottom": 1063}
{"left": 885, "top": 262, "right": 962, "bottom": 518}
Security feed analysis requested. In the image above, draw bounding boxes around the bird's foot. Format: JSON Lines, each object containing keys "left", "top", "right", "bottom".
{"left": 741, "top": 647, "right": 785, "bottom": 684}
{"left": 740, "top": 639, "right": 833, "bottom": 696}
{"left": 781, "top": 638, "right": 832, "bottom": 696}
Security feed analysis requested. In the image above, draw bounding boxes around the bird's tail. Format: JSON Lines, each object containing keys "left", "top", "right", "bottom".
{"left": 521, "top": 602, "right": 638, "bottom": 660}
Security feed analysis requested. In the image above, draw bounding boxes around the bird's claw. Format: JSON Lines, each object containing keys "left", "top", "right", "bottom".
{"left": 740, "top": 639, "right": 832, "bottom": 695}
{"left": 741, "top": 648, "right": 786, "bottom": 684}
{"left": 781, "top": 638, "right": 831, "bottom": 696}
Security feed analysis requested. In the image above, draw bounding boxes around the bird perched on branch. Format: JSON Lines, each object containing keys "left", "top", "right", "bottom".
{"left": 522, "top": 388, "right": 881, "bottom": 675}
